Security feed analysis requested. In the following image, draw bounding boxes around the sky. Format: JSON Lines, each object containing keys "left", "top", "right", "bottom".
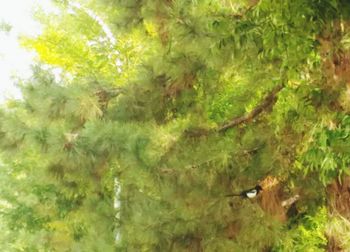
{"left": 0, "top": 0, "right": 55, "bottom": 102}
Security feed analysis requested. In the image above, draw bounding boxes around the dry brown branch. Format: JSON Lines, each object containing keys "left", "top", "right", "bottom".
{"left": 219, "top": 85, "right": 284, "bottom": 132}
{"left": 281, "top": 194, "right": 300, "bottom": 208}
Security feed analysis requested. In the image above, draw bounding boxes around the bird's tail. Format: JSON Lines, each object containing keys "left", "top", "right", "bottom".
{"left": 225, "top": 193, "right": 241, "bottom": 197}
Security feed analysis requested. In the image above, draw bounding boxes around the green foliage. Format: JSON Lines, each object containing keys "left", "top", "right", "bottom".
{"left": 297, "top": 115, "right": 350, "bottom": 184}
{"left": 1, "top": 0, "right": 350, "bottom": 251}
{"left": 274, "top": 207, "right": 327, "bottom": 252}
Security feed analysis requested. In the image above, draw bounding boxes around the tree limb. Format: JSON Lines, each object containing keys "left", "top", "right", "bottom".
{"left": 218, "top": 84, "right": 284, "bottom": 132}
{"left": 95, "top": 87, "right": 124, "bottom": 102}
{"left": 281, "top": 194, "right": 300, "bottom": 208}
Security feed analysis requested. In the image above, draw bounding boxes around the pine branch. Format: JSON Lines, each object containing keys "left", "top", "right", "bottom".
{"left": 218, "top": 84, "right": 284, "bottom": 132}
{"left": 95, "top": 87, "right": 124, "bottom": 112}
{"left": 228, "top": 0, "right": 260, "bottom": 18}
{"left": 182, "top": 85, "right": 284, "bottom": 138}
{"left": 95, "top": 87, "right": 124, "bottom": 103}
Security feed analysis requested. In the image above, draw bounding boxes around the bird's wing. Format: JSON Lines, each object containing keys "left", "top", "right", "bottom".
{"left": 246, "top": 189, "right": 257, "bottom": 198}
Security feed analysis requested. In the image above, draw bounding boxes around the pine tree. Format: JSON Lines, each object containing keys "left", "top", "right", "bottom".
{"left": 0, "top": 0, "right": 350, "bottom": 251}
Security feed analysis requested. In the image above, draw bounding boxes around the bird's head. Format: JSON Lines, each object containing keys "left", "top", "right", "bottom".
{"left": 255, "top": 185, "right": 263, "bottom": 192}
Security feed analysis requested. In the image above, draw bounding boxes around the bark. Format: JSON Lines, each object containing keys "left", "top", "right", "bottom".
{"left": 219, "top": 85, "right": 284, "bottom": 132}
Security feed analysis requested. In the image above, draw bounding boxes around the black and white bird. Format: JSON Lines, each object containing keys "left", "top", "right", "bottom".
{"left": 226, "top": 185, "right": 263, "bottom": 199}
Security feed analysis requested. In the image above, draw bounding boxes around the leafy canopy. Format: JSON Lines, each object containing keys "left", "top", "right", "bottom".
{"left": 1, "top": 0, "right": 350, "bottom": 251}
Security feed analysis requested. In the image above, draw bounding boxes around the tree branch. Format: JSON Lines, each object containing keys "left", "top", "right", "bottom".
{"left": 95, "top": 87, "right": 124, "bottom": 102}
{"left": 229, "top": 0, "right": 260, "bottom": 18}
{"left": 218, "top": 84, "right": 284, "bottom": 132}
{"left": 281, "top": 194, "right": 300, "bottom": 208}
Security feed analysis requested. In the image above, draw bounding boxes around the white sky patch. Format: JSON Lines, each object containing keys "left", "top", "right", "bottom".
{"left": 0, "top": 0, "right": 56, "bottom": 102}
{"left": 70, "top": 2, "right": 116, "bottom": 45}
